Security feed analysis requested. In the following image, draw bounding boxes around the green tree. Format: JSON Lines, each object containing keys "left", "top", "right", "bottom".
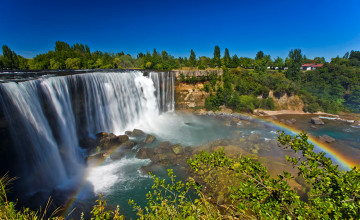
{"left": 314, "top": 56, "right": 326, "bottom": 64}
{"left": 65, "top": 58, "right": 81, "bottom": 69}
{"left": 255, "top": 50, "right": 264, "bottom": 60}
{"left": 198, "top": 56, "right": 210, "bottom": 69}
{"left": 230, "top": 54, "right": 239, "bottom": 68}
{"left": 2, "top": 45, "right": 19, "bottom": 69}
{"left": 0, "top": 55, "right": 3, "bottom": 69}
{"left": 223, "top": 48, "right": 231, "bottom": 67}
{"left": 189, "top": 49, "right": 196, "bottom": 67}
{"left": 273, "top": 56, "right": 284, "bottom": 69}
{"left": 286, "top": 49, "right": 303, "bottom": 81}
{"left": 213, "top": 45, "right": 221, "bottom": 67}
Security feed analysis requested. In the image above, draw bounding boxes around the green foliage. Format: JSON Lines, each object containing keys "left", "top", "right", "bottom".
{"left": 189, "top": 49, "right": 196, "bottom": 67}
{"left": 185, "top": 132, "right": 360, "bottom": 219}
{"left": 273, "top": 56, "right": 284, "bottom": 69}
{"left": 91, "top": 194, "right": 124, "bottom": 220}
{"left": 213, "top": 45, "right": 221, "bottom": 67}
{"left": 286, "top": 48, "right": 303, "bottom": 81}
{"left": 255, "top": 50, "right": 264, "bottom": 60}
{"left": 0, "top": 173, "right": 64, "bottom": 219}
{"left": 229, "top": 94, "right": 259, "bottom": 112}
{"left": 129, "top": 169, "right": 222, "bottom": 219}
{"left": 1, "top": 45, "right": 20, "bottom": 69}
{"left": 1, "top": 133, "right": 360, "bottom": 219}
{"left": 260, "top": 97, "right": 275, "bottom": 110}
{"left": 223, "top": 48, "right": 231, "bottom": 67}
{"left": 277, "top": 131, "right": 360, "bottom": 219}
{"left": 65, "top": 58, "right": 81, "bottom": 69}
{"left": 205, "top": 93, "right": 222, "bottom": 110}
{"left": 300, "top": 62, "right": 360, "bottom": 112}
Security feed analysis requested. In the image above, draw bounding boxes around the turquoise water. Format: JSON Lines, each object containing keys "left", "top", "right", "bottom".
{"left": 83, "top": 113, "right": 360, "bottom": 218}
{"left": 273, "top": 114, "right": 360, "bottom": 162}
{"left": 84, "top": 112, "right": 281, "bottom": 218}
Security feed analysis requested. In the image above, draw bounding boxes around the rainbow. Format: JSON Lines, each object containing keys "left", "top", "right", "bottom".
{"left": 60, "top": 142, "right": 133, "bottom": 217}
{"left": 257, "top": 117, "right": 359, "bottom": 170}
{"left": 60, "top": 115, "right": 359, "bottom": 217}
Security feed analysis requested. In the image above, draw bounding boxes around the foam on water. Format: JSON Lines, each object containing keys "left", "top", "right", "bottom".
{"left": 86, "top": 157, "right": 151, "bottom": 194}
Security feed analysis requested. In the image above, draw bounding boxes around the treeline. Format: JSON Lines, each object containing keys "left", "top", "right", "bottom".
{"left": 186, "top": 49, "right": 360, "bottom": 113}
{"left": 1, "top": 42, "right": 360, "bottom": 113}
{"left": 0, "top": 41, "right": 332, "bottom": 71}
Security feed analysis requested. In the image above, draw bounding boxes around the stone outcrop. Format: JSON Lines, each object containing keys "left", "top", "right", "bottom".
{"left": 145, "top": 134, "right": 156, "bottom": 144}
{"left": 119, "top": 140, "right": 136, "bottom": 149}
{"left": 136, "top": 142, "right": 193, "bottom": 173}
{"left": 319, "top": 135, "right": 335, "bottom": 143}
{"left": 132, "top": 129, "right": 145, "bottom": 137}
{"left": 311, "top": 117, "right": 325, "bottom": 125}
{"left": 172, "top": 69, "right": 223, "bottom": 80}
{"left": 81, "top": 132, "right": 133, "bottom": 154}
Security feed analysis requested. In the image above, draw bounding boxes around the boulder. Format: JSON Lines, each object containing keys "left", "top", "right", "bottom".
{"left": 132, "top": 129, "right": 145, "bottom": 137}
{"left": 136, "top": 148, "right": 154, "bottom": 159}
{"left": 154, "top": 142, "right": 172, "bottom": 154}
{"left": 153, "top": 153, "right": 176, "bottom": 165}
{"left": 285, "top": 120, "right": 293, "bottom": 125}
{"left": 117, "top": 135, "right": 129, "bottom": 144}
{"left": 172, "top": 144, "right": 184, "bottom": 155}
{"left": 230, "top": 120, "right": 237, "bottom": 127}
{"left": 120, "top": 141, "right": 136, "bottom": 149}
{"left": 125, "top": 131, "right": 133, "bottom": 136}
{"left": 290, "top": 118, "right": 296, "bottom": 123}
{"left": 110, "top": 151, "right": 124, "bottom": 160}
{"left": 319, "top": 135, "right": 335, "bottom": 143}
{"left": 259, "top": 111, "right": 268, "bottom": 116}
{"left": 145, "top": 134, "right": 156, "bottom": 144}
{"left": 207, "top": 111, "right": 215, "bottom": 116}
{"left": 311, "top": 125, "right": 317, "bottom": 129}
{"left": 95, "top": 132, "right": 108, "bottom": 138}
{"left": 109, "top": 133, "right": 117, "bottom": 139}
{"left": 270, "top": 116, "right": 278, "bottom": 120}
{"left": 86, "top": 153, "right": 107, "bottom": 165}
{"left": 311, "top": 117, "right": 324, "bottom": 125}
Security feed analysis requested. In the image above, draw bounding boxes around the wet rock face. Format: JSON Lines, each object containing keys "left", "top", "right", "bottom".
{"left": 81, "top": 132, "right": 132, "bottom": 154}
{"left": 119, "top": 140, "right": 136, "bottom": 149}
{"left": 136, "top": 147, "right": 155, "bottom": 159}
{"left": 172, "top": 144, "right": 184, "bottom": 155}
{"left": 145, "top": 134, "right": 156, "bottom": 144}
{"left": 136, "top": 142, "right": 193, "bottom": 173}
{"left": 110, "top": 150, "right": 124, "bottom": 160}
{"left": 311, "top": 117, "right": 325, "bottom": 125}
{"left": 132, "top": 129, "right": 145, "bottom": 137}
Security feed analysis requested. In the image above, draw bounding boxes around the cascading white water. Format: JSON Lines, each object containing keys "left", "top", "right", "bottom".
{"left": 149, "top": 72, "right": 175, "bottom": 112}
{"left": 0, "top": 70, "right": 175, "bottom": 193}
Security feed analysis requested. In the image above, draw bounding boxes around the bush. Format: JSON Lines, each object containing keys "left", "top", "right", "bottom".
{"left": 203, "top": 83, "right": 210, "bottom": 93}
{"left": 260, "top": 97, "right": 275, "bottom": 110}
{"left": 229, "top": 94, "right": 259, "bottom": 113}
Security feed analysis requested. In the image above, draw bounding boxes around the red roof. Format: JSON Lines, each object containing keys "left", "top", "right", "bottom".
{"left": 313, "top": 64, "right": 323, "bottom": 67}
{"left": 301, "top": 63, "right": 315, "bottom": 67}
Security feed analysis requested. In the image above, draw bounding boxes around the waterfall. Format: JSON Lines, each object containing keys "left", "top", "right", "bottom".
{"left": 0, "top": 70, "right": 175, "bottom": 193}
{"left": 149, "top": 71, "right": 175, "bottom": 112}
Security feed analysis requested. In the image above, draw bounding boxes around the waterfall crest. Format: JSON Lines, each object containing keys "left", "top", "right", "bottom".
{"left": 0, "top": 70, "right": 174, "bottom": 193}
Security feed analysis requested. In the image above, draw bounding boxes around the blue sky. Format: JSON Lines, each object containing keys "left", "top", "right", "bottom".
{"left": 0, "top": 0, "right": 359, "bottom": 61}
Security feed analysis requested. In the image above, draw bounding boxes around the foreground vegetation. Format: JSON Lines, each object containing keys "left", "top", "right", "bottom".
{"left": 1, "top": 132, "right": 359, "bottom": 219}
